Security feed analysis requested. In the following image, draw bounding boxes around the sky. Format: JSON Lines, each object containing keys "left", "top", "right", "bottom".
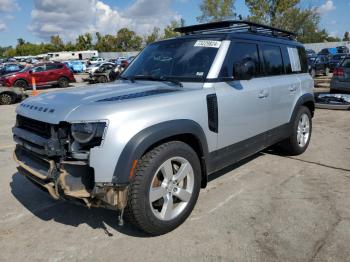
{"left": 0, "top": 0, "right": 349, "bottom": 47}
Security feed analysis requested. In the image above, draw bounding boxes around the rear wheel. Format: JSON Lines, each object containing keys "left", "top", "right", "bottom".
{"left": 13, "top": 80, "right": 28, "bottom": 89}
{"left": 98, "top": 75, "right": 108, "bottom": 83}
{"left": 0, "top": 92, "right": 15, "bottom": 105}
{"left": 58, "top": 77, "right": 69, "bottom": 88}
{"left": 279, "top": 106, "right": 312, "bottom": 155}
{"left": 125, "top": 141, "right": 201, "bottom": 235}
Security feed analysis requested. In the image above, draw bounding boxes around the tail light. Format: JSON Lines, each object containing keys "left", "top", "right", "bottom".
{"left": 333, "top": 68, "right": 344, "bottom": 76}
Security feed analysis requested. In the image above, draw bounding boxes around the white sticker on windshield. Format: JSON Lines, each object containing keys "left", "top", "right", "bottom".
{"left": 287, "top": 47, "right": 301, "bottom": 72}
{"left": 194, "top": 40, "right": 222, "bottom": 48}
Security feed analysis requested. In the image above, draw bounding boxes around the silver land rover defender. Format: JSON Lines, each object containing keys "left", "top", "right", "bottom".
{"left": 13, "top": 21, "right": 314, "bottom": 235}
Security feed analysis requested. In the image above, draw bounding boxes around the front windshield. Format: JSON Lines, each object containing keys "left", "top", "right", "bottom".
{"left": 122, "top": 38, "right": 221, "bottom": 81}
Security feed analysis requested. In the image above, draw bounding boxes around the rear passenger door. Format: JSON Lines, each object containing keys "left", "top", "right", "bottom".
{"left": 260, "top": 44, "right": 301, "bottom": 130}
{"left": 46, "top": 63, "right": 63, "bottom": 83}
{"left": 215, "top": 41, "right": 270, "bottom": 149}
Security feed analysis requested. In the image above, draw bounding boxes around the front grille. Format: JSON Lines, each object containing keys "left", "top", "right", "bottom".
{"left": 17, "top": 115, "right": 52, "bottom": 138}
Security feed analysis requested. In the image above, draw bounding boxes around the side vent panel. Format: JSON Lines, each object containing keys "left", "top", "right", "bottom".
{"left": 206, "top": 94, "right": 218, "bottom": 133}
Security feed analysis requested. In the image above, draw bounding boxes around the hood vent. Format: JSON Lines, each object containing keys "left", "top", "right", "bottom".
{"left": 20, "top": 103, "right": 55, "bottom": 113}
{"left": 96, "top": 89, "right": 178, "bottom": 102}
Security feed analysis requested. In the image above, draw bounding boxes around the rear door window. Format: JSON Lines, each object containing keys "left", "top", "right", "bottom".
{"left": 261, "top": 45, "right": 284, "bottom": 76}
{"left": 46, "top": 64, "right": 63, "bottom": 70}
{"left": 341, "top": 59, "right": 350, "bottom": 68}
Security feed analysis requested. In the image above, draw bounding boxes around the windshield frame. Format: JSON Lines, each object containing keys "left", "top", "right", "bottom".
{"left": 121, "top": 36, "right": 227, "bottom": 83}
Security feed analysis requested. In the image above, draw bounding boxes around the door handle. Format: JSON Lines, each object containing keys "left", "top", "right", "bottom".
{"left": 289, "top": 86, "right": 297, "bottom": 92}
{"left": 258, "top": 90, "right": 269, "bottom": 98}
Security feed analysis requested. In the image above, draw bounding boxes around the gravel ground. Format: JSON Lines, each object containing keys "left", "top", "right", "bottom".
{"left": 0, "top": 92, "right": 349, "bottom": 261}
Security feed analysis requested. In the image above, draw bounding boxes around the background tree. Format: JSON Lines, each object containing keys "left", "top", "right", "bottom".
{"left": 116, "top": 28, "right": 142, "bottom": 51}
{"left": 343, "top": 32, "right": 350, "bottom": 41}
{"left": 163, "top": 20, "right": 181, "bottom": 39}
{"left": 197, "top": 0, "right": 235, "bottom": 22}
{"left": 50, "top": 35, "right": 64, "bottom": 51}
{"left": 75, "top": 33, "right": 93, "bottom": 50}
{"left": 245, "top": 0, "right": 329, "bottom": 43}
{"left": 145, "top": 27, "right": 161, "bottom": 45}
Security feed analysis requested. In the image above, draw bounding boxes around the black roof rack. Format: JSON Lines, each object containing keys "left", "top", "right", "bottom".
{"left": 174, "top": 20, "right": 296, "bottom": 40}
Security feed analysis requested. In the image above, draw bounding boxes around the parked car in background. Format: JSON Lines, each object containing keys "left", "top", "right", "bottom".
{"left": 330, "top": 57, "right": 350, "bottom": 93}
{"left": 89, "top": 57, "right": 104, "bottom": 65}
{"left": 306, "top": 49, "right": 316, "bottom": 58}
{"left": 116, "top": 57, "right": 127, "bottom": 65}
{"left": 329, "top": 54, "right": 349, "bottom": 72}
{"left": 86, "top": 62, "right": 115, "bottom": 75}
{"left": 318, "top": 48, "right": 337, "bottom": 56}
{"left": 0, "top": 62, "right": 75, "bottom": 89}
{"left": 64, "top": 60, "right": 86, "bottom": 73}
{"left": 336, "top": 46, "right": 349, "bottom": 54}
{"left": 87, "top": 63, "right": 118, "bottom": 83}
{"left": 310, "top": 55, "right": 330, "bottom": 77}
{"left": 0, "top": 63, "right": 25, "bottom": 76}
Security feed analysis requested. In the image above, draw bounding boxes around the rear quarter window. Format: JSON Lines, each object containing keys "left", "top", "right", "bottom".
{"left": 341, "top": 59, "right": 350, "bottom": 68}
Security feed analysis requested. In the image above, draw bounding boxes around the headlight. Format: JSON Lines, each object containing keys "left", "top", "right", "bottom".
{"left": 71, "top": 122, "right": 106, "bottom": 144}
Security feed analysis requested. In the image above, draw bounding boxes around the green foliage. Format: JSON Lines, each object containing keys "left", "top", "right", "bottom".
{"left": 245, "top": 0, "right": 333, "bottom": 43}
{"left": 197, "top": 0, "right": 236, "bottom": 22}
{"left": 116, "top": 28, "right": 143, "bottom": 52}
{"left": 343, "top": 32, "right": 350, "bottom": 42}
{"left": 145, "top": 27, "right": 161, "bottom": 45}
{"left": 163, "top": 20, "right": 182, "bottom": 39}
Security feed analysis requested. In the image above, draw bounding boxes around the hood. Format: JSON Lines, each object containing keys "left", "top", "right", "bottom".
{"left": 16, "top": 81, "right": 181, "bottom": 124}
{"left": 0, "top": 72, "right": 22, "bottom": 78}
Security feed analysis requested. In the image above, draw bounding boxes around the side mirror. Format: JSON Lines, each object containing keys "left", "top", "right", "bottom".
{"left": 29, "top": 70, "right": 33, "bottom": 74}
{"left": 233, "top": 60, "right": 255, "bottom": 81}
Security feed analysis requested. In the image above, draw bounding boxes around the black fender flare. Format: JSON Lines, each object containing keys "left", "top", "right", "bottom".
{"left": 289, "top": 93, "right": 315, "bottom": 123}
{"left": 112, "top": 119, "right": 209, "bottom": 184}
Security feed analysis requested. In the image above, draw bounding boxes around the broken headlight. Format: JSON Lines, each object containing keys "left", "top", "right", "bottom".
{"left": 71, "top": 122, "right": 106, "bottom": 144}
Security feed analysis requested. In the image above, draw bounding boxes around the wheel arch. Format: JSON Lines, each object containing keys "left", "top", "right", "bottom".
{"left": 14, "top": 78, "right": 29, "bottom": 86}
{"left": 290, "top": 93, "right": 315, "bottom": 122}
{"left": 112, "top": 119, "right": 209, "bottom": 188}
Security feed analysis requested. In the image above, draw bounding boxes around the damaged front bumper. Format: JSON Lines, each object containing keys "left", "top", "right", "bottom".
{"left": 13, "top": 145, "right": 128, "bottom": 211}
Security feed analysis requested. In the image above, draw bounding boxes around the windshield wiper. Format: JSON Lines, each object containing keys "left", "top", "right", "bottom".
{"left": 132, "top": 75, "right": 183, "bottom": 88}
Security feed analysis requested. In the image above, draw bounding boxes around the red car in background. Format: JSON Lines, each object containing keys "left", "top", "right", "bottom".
{"left": 0, "top": 62, "right": 75, "bottom": 89}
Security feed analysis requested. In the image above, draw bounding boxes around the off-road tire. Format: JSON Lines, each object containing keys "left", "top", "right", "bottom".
{"left": 13, "top": 79, "right": 29, "bottom": 89}
{"left": 125, "top": 141, "right": 201, "bottom": 235}
{"left": 279, "top": 106, "right": 312, "bottom": 155}
{"left": 58, "top": 77, "right": 69, "bottom": 88}
{"left": 98, "top": 76, "right": 108, "bottom": 83}
{"left": 0, "top": 92, "right": 15, "bottom": 105}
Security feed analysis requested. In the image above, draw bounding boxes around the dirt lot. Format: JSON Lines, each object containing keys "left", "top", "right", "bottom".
{"left": 0, "top": 95, "right": 349, "bottom": 261}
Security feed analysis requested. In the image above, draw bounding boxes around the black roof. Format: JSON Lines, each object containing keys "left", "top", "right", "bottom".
{"left": 175, "top": 20, "right": 296, "bottom": 41}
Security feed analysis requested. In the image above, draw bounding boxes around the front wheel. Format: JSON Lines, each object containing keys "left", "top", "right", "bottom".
{"left": 0, "top": 93, "right": 15, "bottom": 105}
{"left": 279, "top": 106, "right": 312, "bottom": 155}
{"left": 125, "top": 141, "right": 201, "bottom": 235}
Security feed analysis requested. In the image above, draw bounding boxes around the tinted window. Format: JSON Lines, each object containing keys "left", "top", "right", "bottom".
{"left": 281, "top": 47, "right": 292, "bottom": 74}
{"left": 341, "top": 59, "right": 350, "bottom": 68}
{"left": 32, "top": 65, "right": 46, "bottom": 72}
{"left": 297, "top": 47, "right": 308, "bottom": 73}
{"left": 261, "top": 45, "right": 284, "bottom": 76}
{"left": 220, "top": 42, "right": 260, "bottom": 78}
{"left": 46, "top": 64, "right": 63, "bottom": 70}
